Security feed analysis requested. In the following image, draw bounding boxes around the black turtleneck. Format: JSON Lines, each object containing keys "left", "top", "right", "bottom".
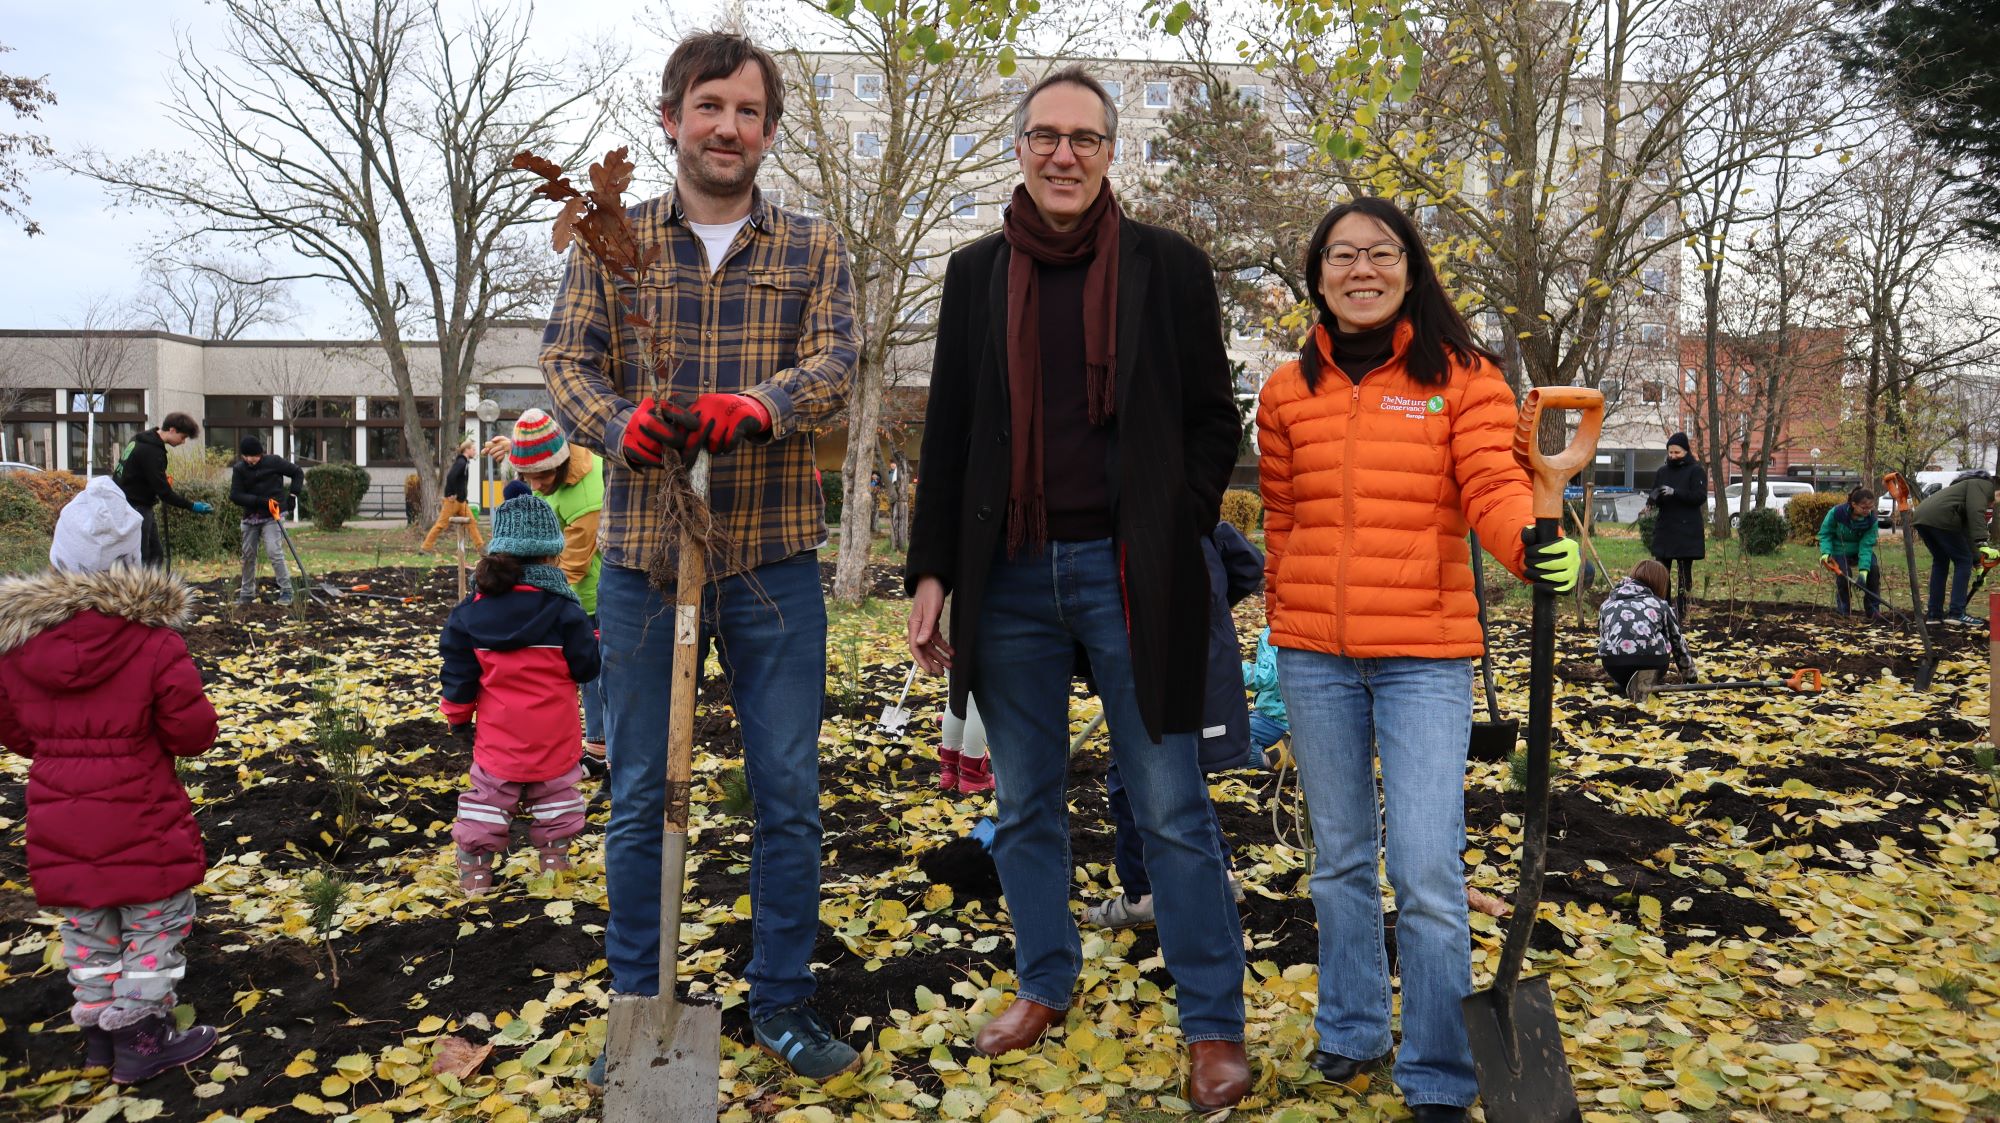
{"left": 1331, "top": 322, "right": 1398, "bottom": 384}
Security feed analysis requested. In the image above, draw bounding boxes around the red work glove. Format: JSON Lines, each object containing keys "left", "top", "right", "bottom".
{"left": 620, "top": 396, "right": 697, "bottom": 468}
{"left": 688, "top": 393, "right": 771, "bottom": 454}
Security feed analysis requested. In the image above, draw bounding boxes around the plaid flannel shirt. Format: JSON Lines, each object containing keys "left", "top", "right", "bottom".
{"left": 540, "top": 188, "right": 858, "bottom": 578}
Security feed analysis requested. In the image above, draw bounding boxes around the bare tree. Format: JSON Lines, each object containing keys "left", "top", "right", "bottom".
{"left": 1, "top": 42, "right": 56, "bottom": 237}
{"left": 71, "top": 0, "right": 616, "bottom": 520}
{"left": 132, "top": 255, "right": 296, "bottom": 340}
{"left": 268, "top": 349, "right": 333, "bottom": 464}
{"left": 41, "top": 298, "right": 139, "bottom": 478}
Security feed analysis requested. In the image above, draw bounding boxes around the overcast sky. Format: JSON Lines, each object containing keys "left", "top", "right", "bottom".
{"left": 0, "top": 0, "right": 728, "bottom": 339}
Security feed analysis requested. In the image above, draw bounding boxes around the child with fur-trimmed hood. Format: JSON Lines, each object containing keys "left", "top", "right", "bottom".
{"left": 0, "top": 476, "right": 221, "bottom": 1083}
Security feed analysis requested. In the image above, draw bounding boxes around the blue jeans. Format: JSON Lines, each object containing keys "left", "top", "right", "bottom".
{"left": 1106, "top": 763, "right": 1230, "bottom": 900}
{"left": 582, "top": 612, "right": 605, "bottom": 742}
{"left": 973, "top": 539, "right": 1244, "bottom": 1041}
{"left": 597, "top": 555, "right": 826, "bottom": 1022}
{"left": 1249, "top": 712, "right": 1288, "bottom": 757}
{"left": 1917, "top": 524, "right": 1975, "bottom": 618}
{"left": 1278, "top": 648, "right": 1477, "bottom": 1107}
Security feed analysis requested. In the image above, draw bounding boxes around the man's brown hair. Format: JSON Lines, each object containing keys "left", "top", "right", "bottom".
{"left": 161, "top": 412, "right": 200, "bottom": 438}
{"left": 659, "top": 32, "right": 784, "bottom": 150}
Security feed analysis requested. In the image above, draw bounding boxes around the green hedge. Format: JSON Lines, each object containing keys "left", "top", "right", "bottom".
{"left": 1637, "top": 510, "right": 1656, "bottom": 554}
{"left": 1738, "top": 507, "right": 1788, "bottom": 556}
{"left": 1786, "top": 491, "right": 1842, "bottom": 544}
{"left": 161, "top": 482, "right": 237, "bottom": 562}
{"left": 305, "top": 463, "right": 371, "bottom": 530}
{"left": 0, "top": 475, "right": 46, "bottom": 532}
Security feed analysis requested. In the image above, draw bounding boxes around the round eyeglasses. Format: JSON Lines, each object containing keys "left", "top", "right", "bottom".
{"left": 1321, "top": 243, "right": 1408, "bottom": 268}
{"left": 1022, "top": 129, "right": 1108, "bottom": 158}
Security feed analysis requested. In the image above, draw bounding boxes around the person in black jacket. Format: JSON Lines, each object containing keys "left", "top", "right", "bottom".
{"left": 114, "top": 413, "right": 212, "bottom": 569}
{"left": 1648, "top": 431, "right": 1708, "bottom": 619}
{"left": 228, "top": 436, "right": 306, "bottom": 605}
{"left": 421, "top": 436, "right": 486, "bottom": 551}
{"left": 902, "top": 66, "right": 1249, "bottom": 1109}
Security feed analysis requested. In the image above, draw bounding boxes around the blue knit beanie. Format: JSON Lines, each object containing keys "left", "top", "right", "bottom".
{"left": 487, "top": 495, "right": 564, "bottom": 559}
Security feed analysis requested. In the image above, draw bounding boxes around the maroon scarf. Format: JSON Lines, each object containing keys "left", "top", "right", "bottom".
{"left": 1000, "top": 181, "right": 1121, "bottom": 554}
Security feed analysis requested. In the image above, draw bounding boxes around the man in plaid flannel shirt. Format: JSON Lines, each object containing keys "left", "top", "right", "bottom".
{"left": 540, "top": 31, "right": 861, "bottom": 1083}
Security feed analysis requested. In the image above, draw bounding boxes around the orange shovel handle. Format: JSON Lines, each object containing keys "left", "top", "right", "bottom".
{"left": 268, "top": 498, "right": 281, "bottom": 518}
{"left": 1511, "top": 386, "right": 1606, "bottom": 520}
{"left": 1881, "top": 471, "right": 1911, "bottom": 506}
{"left": 1786, "top": 668, "right": 1823, "bottom": 692}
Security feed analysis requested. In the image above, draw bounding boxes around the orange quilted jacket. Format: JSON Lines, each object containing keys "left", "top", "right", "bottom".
{"left": 1257, "top": 321, "right": 1535, "bottom": 658}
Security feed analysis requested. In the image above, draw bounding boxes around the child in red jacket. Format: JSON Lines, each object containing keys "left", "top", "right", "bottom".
{"left": 0, "top": 476, "right": 220, "bottom": 1083}
{"left": 440, "top": 495, "right": 602, "bottom": 895}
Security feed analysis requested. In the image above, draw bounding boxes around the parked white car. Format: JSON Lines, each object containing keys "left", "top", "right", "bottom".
{"left": 1715, "top": 479, "right": 1816, "bottom": 522}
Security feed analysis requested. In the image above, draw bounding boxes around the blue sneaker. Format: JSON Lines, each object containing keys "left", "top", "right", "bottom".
{"left": 752, "top": 1005, "right": 859, "bottom": 1080}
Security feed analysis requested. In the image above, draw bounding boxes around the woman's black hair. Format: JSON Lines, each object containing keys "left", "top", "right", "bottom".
{"left": 1298, "top": 196, "right": 1499, "bottom": 391}
{"left": 474, "top": 553, "right": 526, "bottom": 596}
{"left": 1848, "top": 486, "right": 1876, "bottom": 506}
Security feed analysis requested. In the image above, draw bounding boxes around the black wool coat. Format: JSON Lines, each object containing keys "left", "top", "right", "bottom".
{"left": 905, "top": 218, "right": 1242, "bottom": 743}
{"left": 1651, "top": 457, "right": 1709, "bottom": 561}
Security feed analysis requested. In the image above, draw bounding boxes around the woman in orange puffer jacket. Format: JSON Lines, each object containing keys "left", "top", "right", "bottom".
{"left": 1256, "top": 197, "right": 1578, "bottom": 1120}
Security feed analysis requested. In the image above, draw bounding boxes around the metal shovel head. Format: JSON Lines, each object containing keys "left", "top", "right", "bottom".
{"left": 1469, "top": 718, "right": 1519, "bottom": 763}
{"left": 878, "top": 704, "right": 911, "bottom": 735}
{"left": 1462, "top": 977, "right": 1582, "bottom": 1123}
{"left": 601, "top": 991, "right": 721, "bottom": 1123}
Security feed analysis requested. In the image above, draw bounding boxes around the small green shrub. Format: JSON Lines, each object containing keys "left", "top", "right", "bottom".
{"left": 13, "top": 470, "right": 84, "bottom": 528}
{"left": 1637, "top": 510, "right": 1657, "bottom": 554}
{"left": 305, "top": 463, "right": 371, "bottom": 530}
{"left": 1220, "top": 488, "right": 1263, "bottom": 537}
{"left": 160, "top": 482, "right": 237, "bottom": 562}
{"left": 0, "top": 475, "right": 49, "bottom": 532}
{"left": 1786, "top": 491, "right": 1842, "bottom": 544}
{"left": 1737, "top": 507, "right": 1788, "bottom": 556}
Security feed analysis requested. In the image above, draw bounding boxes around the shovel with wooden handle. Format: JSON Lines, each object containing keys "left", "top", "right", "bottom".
{"left": 1461, "top": 386, "right": 1600, "bottom": 1123}
{"left": 1882, "top": 473, "right": 1938, "bottom": 690}
{"left": 602, "top": 451, "right": 721, "bottom": 1122}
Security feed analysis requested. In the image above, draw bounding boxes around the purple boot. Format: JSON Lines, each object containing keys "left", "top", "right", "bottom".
{"left": 110, "top": 1013, "right": 217, "bottom": 1084}
{"left": 84, "top": 1026, "right": 113, "bottom": 1070}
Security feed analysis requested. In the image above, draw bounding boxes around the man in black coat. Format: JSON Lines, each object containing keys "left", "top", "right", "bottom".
{"left": 902, "top": 65, "right": 1249, "bottom": 1111}
{"left": 227, "top": 436, "right": 305, "bottom": 604}
{"left": 114, "top": 412, "right": 213, "bottom": 568}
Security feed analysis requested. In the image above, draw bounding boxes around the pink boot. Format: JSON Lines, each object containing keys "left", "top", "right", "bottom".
{"left": 956, "top": 754, "right": 993, "bottom": 794}
{"left": 938, "top": 746, "right": 962, "bottom": 792}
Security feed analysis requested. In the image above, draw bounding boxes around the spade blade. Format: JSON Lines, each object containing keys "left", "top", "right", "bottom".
{"left": 1461, "top": 977, "right": 1582, "bottom": 1123}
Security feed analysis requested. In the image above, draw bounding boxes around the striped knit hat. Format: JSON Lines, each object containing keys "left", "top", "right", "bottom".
{"left": 509, "top": 408, "right": 570, "bottom": 471}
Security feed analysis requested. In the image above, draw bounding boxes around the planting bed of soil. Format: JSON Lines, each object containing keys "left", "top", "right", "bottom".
{"left": 1, "top": 575, "right": 1996, "bottom": 1122}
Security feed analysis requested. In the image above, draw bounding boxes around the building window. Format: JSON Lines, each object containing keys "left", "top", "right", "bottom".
{"left": 1283, "top": 142, "right": 1309, "bottom": 168}
{"left": 997, "top": 134, "right": 1017, "bottom": 159}
{"left": 1237, "top": 84, "right": 1263, "bottom": 107}
{"left": 69, "top": 389, "right": 144, "bottom": 416}
{"left": 905, "top": 73, "right": 927, "bottom": 101}
{"left": 1100, "top": 80, "right": 1123, "bottom": 101}
{"left": 69, "top": 419, "right": 142, "bottom": 476}
{"left": 951, "top": 133, "right": 977, "bottom": 160}
{"left": 1643, "top": 102, "right": 1665, "bottom": 127}
{"left": 1145, "top": 81, "right": 1171, "bottom": 109}
{"left": 855, "top": 73, "right": 883, "bottom": 101}
{"left": 1566, "top": 100, "right": 1584, "bottom": 126}
{"left": 3, "top": 420, "right": 55, "bottom": 469}
{"left": 1642, "top": 381, "right": 1665, "bottom": 404}
{"left": 1643, "top": 212, "right": 1670, "bottom": 239}
{"left": 1146, "top": 138, "right": 1170, "bottom": 165}
{"left": 1283, "top": 88, "right": 1306, "bottom": 116}
{"left": 855, "top": 132, "right": 883, "bottom": 160}
{"left": 1642, "top": 267, "right": 1668, "bottom": 294}
{"left": 1637, "top": 323, "right": 1668, "bottom": 346}
{"left": 1191, "top": 84, "right": 1211, "bottom": 108}
{"left": 952, "top": 194, "right": 976, "bottom": 219}
{"left": 904, "top": 190, "right": 927, "bottom": 219}
{"left": 813, "top": 74, "right": 832, "bottom": 100}
{"left": 290, "top": 426, "right": 355, "bottom": 465}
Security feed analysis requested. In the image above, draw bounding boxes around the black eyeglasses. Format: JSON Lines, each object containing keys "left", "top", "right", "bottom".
{"left": 1320, "top": 243, "right": 1408, "bottom": 268}
{"left": 1022, "top": 129, "right": 1107, "bottom": 157}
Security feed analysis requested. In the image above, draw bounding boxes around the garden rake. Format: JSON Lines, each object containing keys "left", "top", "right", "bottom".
{"left": 1882, "top": 473, "right": 1939, "bottom": 689}
{"left": 1817, "top": 556, "right": 1908, "bottom": 623}
{"left": 1626, "top": 666, "right": 1823, "bottom": 703}
{"left": 1461, "top": 385, "right": 1598, "bottom": 1123}
{"left": 601, "top": 451, "right": 720, "bottom": 1121}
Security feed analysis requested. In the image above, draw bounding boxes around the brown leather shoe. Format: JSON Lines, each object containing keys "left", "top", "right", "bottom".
{"left": 1187, "top": 1039, "right": 1252, "bottom": 1110}
{"left": 972, "top": 997, "right": 1065, "bottom": 1056}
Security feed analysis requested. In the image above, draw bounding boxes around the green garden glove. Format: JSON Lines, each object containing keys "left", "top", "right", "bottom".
{"left": 1981, "top": 545, "right": 2000, "bottom": 564}
{"left": 1524, "top": 534, "right": 1582, "bottom": 594}
{"left": 1819, "top": 553, "right": 1832, "bottom": 567}
{"left": 1857, "top": 569, "right": 1870, "bottom": 584}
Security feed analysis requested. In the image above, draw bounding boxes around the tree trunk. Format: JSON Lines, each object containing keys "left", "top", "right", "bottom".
{"left": 831, "top": 353, "right": 889, "bottom": 603}
{"left": 889, "top": 447, "right": 911, "bottom": 553}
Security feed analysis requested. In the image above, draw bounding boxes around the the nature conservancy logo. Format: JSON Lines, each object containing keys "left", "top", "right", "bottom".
{"left": 1381, "top": 393, "right": 1447, "bottom": 420}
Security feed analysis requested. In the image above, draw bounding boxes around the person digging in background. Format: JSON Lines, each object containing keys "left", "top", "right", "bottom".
{"left": 439, "top": 495, "right": 602, "bottom": 895}
{"left": 1241, "top": 627, "right": 1290, "bottom": 766}
{"left": 114, "top": 412, "right": 214, "bottom": 569}
{"left": 1083, "top": 519, "right": 1263, "bottom": 930}
{"left": 228, "top": 435, "right": 305, "bottom": 606}
{"left": 1647, "top": 431, "right": 1707, "bottom": 620}
{"left": 420, "top": 436, "right": 487, "bottom": 552}
{"left": 0, "top": 476, "right": 221, "bottom": 1084}
{"left": 1598, "top": 559, "right": 1693, "bottom": 699}
{"left": 1818, "top": 487, "right": 1881, "bottom": 620}
{"left": 1913, "top": 470, "right": 1997, "bottom": 626}
{"left": 484, "top": 410, "right": 608, "bottom": 771}
{"left": 1256, "top": 195, "right": 1581, "bottom": 1120}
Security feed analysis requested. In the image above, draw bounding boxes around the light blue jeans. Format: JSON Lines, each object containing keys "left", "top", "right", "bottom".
{"left": 973, "top": 539, "right": 1245, "bottom": 1041}
{"left": 1278, "top": 648, "right": 1477, "bottom": 1108}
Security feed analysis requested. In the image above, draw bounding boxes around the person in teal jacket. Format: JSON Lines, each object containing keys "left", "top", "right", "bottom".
{"left": 1242, "top": 627, "right": 1288, "bottom": 765}
{"left": 1817, "top": 487, "right": 1881, "bottom": 618}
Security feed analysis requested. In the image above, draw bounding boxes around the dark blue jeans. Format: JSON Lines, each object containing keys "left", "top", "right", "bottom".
{"left": 581, "top": 612, "right": 605, "bottom": 742}
{"left": 1106, "top": 765, "right": 1231, "bottom": 901}
{"left": 1828, "top": 555, "right": 1881, "bottom": 617}
{"left": 973, "top": 539, "right": 1245, "bottom": 1040}
{"left": 1916, "top": 524, "right": 1974, "bottom": 618}
{"left": 597, "top": 555, "right": 826, "bottom": 1022}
